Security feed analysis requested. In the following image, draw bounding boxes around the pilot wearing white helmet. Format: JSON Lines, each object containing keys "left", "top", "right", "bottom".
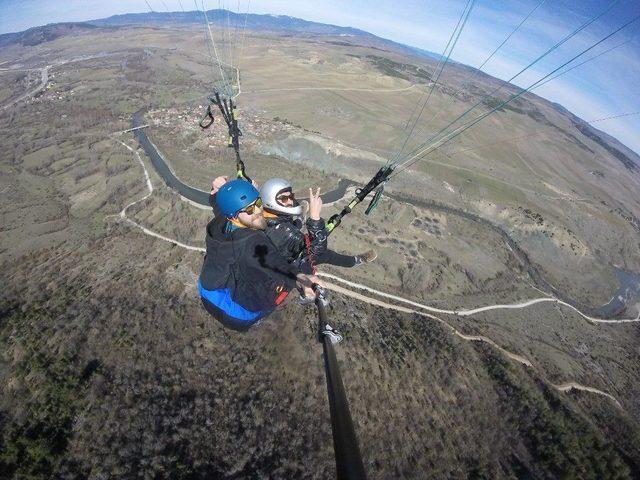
{"left": 260, "top": 178, "right": 376, "bottom": 273}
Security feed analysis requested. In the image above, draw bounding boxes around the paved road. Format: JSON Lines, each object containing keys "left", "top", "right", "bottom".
{"left": 319, "top": 272, "right": 640, "bottom": 324}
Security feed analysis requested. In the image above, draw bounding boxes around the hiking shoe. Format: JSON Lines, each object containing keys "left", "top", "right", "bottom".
{"left": 297, "top": 294, "right": 316, "bottom": 305}
{"left": 355, "top": 249, "right": 377, "bottom": 265}
{"left": 321, "top": 324, "right": 343, "bottom": 345}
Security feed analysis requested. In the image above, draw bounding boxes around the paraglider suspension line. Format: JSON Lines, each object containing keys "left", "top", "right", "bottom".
{"left": 200, "top": 91, "right": 251, "bottom": 182}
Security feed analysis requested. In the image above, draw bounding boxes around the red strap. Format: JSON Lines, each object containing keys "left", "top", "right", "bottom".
{"left": 275, "top": 289, "right": 289, "bottom": 305}
{"left": 303, "top": 233, "right": 317, "bottom": 275}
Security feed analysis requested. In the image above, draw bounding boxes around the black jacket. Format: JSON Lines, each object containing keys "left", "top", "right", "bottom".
{"left": 264, "top": 215, "right": 328, "bottom": 264}
{"left": 200, "top": 195, "right": 300, "bottom": 313}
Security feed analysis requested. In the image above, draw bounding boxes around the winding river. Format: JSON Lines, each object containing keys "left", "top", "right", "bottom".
{"left": 132, "top": 112, "right": 352, "bottom": 204}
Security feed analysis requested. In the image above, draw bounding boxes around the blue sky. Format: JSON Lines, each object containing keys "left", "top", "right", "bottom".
{"left": 1, "top": 0, "right": 639, "bottom": 154}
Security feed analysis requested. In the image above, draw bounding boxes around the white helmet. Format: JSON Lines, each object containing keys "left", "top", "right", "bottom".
{"left": 260, "top": 178, "right": 302, "bottom": 216}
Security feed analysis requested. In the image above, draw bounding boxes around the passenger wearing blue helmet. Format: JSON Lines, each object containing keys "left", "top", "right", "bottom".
{"left": 199, "top": 177, "right": 319, "bottom": 331}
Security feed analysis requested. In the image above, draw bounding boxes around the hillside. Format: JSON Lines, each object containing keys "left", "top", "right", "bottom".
{"left": 0, "top": 22, "right": 98, "bottom": 47}
{"left": 1, "top": 15, "right": 639, "bottom": 479}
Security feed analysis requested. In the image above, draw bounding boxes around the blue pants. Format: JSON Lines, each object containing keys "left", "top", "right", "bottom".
{"left": 198, "top": 281, "right": 267, "bottom": 332}
{"left": 200, "top": 297, "right": 260, "bottom": 332}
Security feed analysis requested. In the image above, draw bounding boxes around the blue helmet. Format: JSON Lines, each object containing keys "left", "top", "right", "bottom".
{"left": 215, "top": 179, "right": 260, "bottom": 217}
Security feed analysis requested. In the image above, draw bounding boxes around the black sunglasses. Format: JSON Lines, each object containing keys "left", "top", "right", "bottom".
{"left": 277, "top": 192, "right": 295, "bottom": 201}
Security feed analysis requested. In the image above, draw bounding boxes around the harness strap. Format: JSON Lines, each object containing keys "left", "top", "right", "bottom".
{"left": 304, "top": 233, "right": 317, "bottom": 275}
{"left": 199, "top": 104, "right": 215, "bottom": 129}
{"left": 274, "top": 285, "right": 289, "bottom": 305}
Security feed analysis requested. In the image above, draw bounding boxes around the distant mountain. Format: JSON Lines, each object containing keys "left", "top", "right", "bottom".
{"left": 88, "top": 10, "right": 443, "bottom": 61}
{"left": 0, "top": 11, "right": 442, "bottom": 61}
{"left": 89, "top": 10, "right": 363, "bottom": 34}
{"left": 0, "top": 22, "right": 98, "bottom": 47}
